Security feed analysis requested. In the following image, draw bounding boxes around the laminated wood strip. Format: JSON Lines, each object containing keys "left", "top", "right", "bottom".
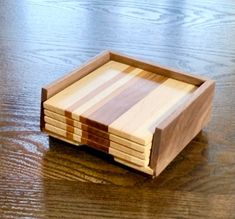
{"left": 109, "top": 142, "right": 151, "bottom": 160}
{"left": 44, "top": 61, "right": 130, "bottom": 114}
{"left": 77, "top": 70, "right": 154, "bottom": 117}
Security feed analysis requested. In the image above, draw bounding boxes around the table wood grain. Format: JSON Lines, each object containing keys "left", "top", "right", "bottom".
{"left": 0, "top": 0, "right": 235, "bottom": 218}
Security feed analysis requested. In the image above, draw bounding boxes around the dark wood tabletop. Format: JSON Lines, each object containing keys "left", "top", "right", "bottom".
{"left": 1, "top": 0, "right": 235, "bottom": 218}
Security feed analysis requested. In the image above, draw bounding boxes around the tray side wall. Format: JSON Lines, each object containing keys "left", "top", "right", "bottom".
{"left": 40, "top": 51, "right": 111, "bottom": 130}
{"left": 150, "top": 80, "right": 215, "bottom": 176}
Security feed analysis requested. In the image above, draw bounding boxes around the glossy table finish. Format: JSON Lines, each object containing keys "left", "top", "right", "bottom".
{"left": 1, "top": 0, "right": 235, "bottom": 218}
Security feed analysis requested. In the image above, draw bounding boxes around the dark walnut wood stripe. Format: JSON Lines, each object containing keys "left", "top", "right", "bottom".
{"left": 82, "top": 130, "right": 110, "bottom": 146}
{"left": 78, "top": 70, "right": 152, "bottom": 131}
{"left": 81, "top": 123, "right": 109, "bottom": 139}
{"left": 64, "top": 117, "right": 109, "bottom": 151}
{"left": 81, "top": 122, "right": 109, "bottom": 148}
{"left": 81, "top": 73, "right": 167, "bottom": 131}
{"left": 66, "top": 117, "right": 74, "bottom": 139}
{"left": 81, "top": 138, "right": 109, "bottom": 153}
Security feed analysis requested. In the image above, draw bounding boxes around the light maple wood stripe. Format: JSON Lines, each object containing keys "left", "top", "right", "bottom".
{"left": 109, "top": 134, "right": 147, "bottom": 152}
{"left": 43, "top": 61, "right": 129, "bottom": 114}
{"left": 45, "top": 123, "right": 149, "bottom": 166}
{"left": 44, "top": 112, "right": 149, "bottom": 152}
{"left": 81, "top": 73, "right": 166, "bottom": 128}
{"left": 109, "top": 147, "right": 149, "bottom": 167}
{"left": 109, "top": 78, "right": 197, "bottom": 144}
{"left": 44, "top": 109, "right": 82, "bottom": 128}
{"left": 44, "top": 116, "right": 150, "bottom": 159}
{"left": 110, "top": 142, "right": 151, "bottom": 160}
{"left": 135, "top": 87, "right": 198, "bottom": 141}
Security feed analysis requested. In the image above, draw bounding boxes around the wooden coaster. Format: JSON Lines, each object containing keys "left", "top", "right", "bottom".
{"left": 44, "top": 61, "right": 196, "bottom": 145}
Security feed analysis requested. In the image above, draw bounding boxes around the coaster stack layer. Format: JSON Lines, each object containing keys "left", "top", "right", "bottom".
{"left": 43, "top": 61, "right": 196, "bottom": 174}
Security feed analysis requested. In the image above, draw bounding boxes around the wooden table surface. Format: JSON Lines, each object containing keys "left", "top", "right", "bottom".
{"left": 0, "top": 0, "right": 235, "bottom": 218}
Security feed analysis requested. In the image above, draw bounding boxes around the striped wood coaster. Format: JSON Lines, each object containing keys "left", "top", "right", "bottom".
{"left": 43, "top": 61, "right": 197, "bottom": 145}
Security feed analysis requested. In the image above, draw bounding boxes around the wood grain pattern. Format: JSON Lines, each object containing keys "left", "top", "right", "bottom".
{"left": 151, "top": 80, "right": 215, "bottom": 175}
{"left": 1, "top": 0, "right": 235, "bottom": 217}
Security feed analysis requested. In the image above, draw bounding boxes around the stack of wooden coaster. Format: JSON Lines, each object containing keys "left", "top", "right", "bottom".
{"left": 42, "top": 60, "right": 196, "bottom": 174}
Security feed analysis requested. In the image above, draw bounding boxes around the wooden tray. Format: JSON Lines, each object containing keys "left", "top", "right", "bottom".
{"left": 40, "top": 50, "right": 215, "bottom": 176}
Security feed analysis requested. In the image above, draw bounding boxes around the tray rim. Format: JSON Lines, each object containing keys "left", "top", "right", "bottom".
{"left": 40, "top": 50, "right": 215, "bottom": 176}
